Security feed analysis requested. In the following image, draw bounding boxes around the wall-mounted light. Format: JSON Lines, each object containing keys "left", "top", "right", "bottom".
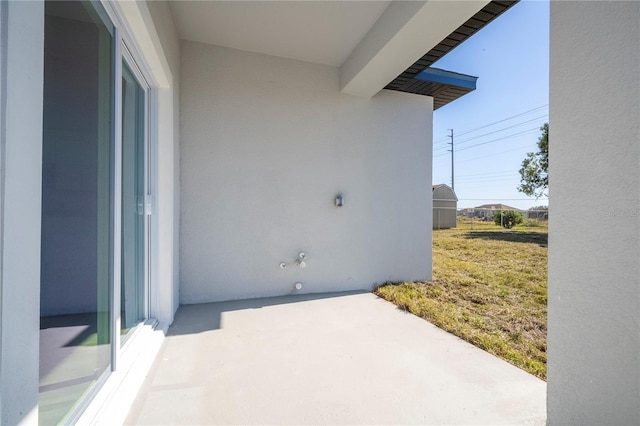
{"left": 335, "top": 194, "right": 344, "bottom": 207}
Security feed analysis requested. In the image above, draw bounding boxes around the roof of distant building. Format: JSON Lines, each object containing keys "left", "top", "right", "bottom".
{"left": 475, "top": 203, "right": 522, "bottom": 211}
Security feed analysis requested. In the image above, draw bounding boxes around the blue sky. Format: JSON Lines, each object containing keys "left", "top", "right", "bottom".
{"left": 431, "top": 0, "right": 549, "bottom": 210}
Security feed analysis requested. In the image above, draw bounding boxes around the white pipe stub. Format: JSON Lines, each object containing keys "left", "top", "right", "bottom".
{"left": 294, "top": 282, "right": 303, "bottom": 290}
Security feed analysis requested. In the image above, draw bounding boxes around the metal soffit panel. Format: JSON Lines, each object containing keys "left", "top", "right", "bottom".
{"left": 385, "top": 0, "right": 518, "bottom": 109}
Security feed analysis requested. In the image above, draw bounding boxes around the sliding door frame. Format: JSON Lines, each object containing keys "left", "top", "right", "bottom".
{"left": 60, "top": 0, "right": 159, "bottom": 422}
{"left": 104, "top": 7, "right": 156, "bottom": 372}
{"left": 119, "top": 44, "right": 152, "bottom": 353}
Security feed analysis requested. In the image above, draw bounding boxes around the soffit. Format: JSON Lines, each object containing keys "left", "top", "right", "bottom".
{"left": 169, "top": 1, "right": 390, "bottom": 67}
{"left": 385, "top": 0, "right": 518, "bottom": 108}
{"left": 168, "top": 0, "right": 517, "bottom": 106}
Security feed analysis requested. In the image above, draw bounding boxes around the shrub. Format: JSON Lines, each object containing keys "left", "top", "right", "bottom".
{"left": 494, "top": 210, "right": 524, "bottom": 229}
{"left": 522, "top": 219, "right": 541, "bottom": 227}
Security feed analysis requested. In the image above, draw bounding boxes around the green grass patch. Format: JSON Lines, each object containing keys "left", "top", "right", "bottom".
{"left": 375, "top": 219, "right": 547, "bottom": 379}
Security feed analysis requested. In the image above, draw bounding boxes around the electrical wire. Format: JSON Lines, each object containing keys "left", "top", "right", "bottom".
{"left": 433, "top": 117, "right": 545, "bottom": 158}
{"left": 432, "top": 104, "right": 548, "bottom": 149}
{"left": 446, "top": 104, "right": 548, "bottom": 139}
{"left": 454, "top": 115, "right": 547, "bottom": 146}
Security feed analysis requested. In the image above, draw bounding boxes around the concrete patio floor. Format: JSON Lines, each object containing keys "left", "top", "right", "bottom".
{"left": 125, "top": 291, "right": 546, "bottom": 425}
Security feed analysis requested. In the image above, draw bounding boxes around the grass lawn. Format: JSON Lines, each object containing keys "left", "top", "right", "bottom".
{"left": 375, "top": 218, "right": 548, "bottom": 379}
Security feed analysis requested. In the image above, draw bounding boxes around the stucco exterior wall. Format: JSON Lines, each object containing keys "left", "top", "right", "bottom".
{"left": 548, "top": 2, "right": 640, "bottom": 424}
{"left": 180, "top": 41, "right": 433, "bottom": 303}
{"left": 145, "top": 0, "right": 181, "bottom": 326}
{"left": 0, "top": 2, "right": 44, "bottom": 424}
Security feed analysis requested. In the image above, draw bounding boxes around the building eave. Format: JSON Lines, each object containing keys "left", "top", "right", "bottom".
{"left": 385, "top": 0, "right": 518, "bottom": 108}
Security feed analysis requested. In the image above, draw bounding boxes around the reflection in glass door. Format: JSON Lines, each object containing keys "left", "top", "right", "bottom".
{"left": 40, "top": 1, "right": 114, "bottom": 424}
{"left": 121, "top": 61, "right": 147, "bottom": 344}
{"left": 40, "top": 0, "right": 152, "bottom": 421}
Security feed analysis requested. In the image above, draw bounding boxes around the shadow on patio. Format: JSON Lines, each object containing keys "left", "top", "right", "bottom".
{"left": 126, "top": 291, "right": 545, "bottom": 425}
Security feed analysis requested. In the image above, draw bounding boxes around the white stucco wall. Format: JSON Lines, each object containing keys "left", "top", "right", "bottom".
{"left": 548, "top": 2, "right": 640, "bottom": 424}
{"left": 180, "top": 41, "right": 432, "bottom": 303}
{"left": 0, "top": 1, "right": 44, "bottom": 424}
{"left": 145, "top": 0, "right": 181, "bottom": 326}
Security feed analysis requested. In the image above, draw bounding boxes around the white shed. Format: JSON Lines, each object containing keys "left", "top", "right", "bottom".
{"left": 433, "top": 184, "right": 458, "bottom": 229}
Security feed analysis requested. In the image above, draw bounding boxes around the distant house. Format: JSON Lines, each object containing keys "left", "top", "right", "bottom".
{"left": 475, "top": 204, "right": 522, "bottom": 220}
{"left": 457, "top": 207, "right": 475, "bottom": 217}
{"left": 460, "top": 203, "right": 523, "bottom": 220}
{"left": 432, "top": 184, "right": 458, "bottom": 229}
{"left": 474, "top": 204, "right": 523, "bottom": 220}
{"left": 527, "top": 207, "right": 549, "bottom": 220}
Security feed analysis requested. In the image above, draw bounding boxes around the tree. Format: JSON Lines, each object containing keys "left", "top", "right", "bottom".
{"left": 494, "top": 210, "right": 523, "bottom": 229}
{"left": 518, "top": 123, "right": 548, "bottom": 198}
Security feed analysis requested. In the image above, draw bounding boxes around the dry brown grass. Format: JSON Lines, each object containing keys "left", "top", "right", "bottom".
{"left": 375, "top": 218, "right": 547, "bottom": 379}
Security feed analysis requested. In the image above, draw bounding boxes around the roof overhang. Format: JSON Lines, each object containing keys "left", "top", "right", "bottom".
{"left": 169, "top": 1, "right": 517, "bottom": 104}
{"left": 385, "top": 1, "right": 517, "bottom": 108}
{"left": 413, "top": 68, "right": 478, "bottom": 109}
{"left": 338, "top": 0, "right": 492, "bottom": 98}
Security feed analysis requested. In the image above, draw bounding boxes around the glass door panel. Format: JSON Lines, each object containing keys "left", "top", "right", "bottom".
{"left": 121, "top": 61, "right": 147, "bottom": 344}
{"left": 40, "top": 1, "right": 114, "bottom": 424}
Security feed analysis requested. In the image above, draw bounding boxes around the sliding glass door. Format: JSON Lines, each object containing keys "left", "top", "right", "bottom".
{"left": 40, "top": 1, "right": 151, "bottom": 423}
{"left": 40, "top": 2, "right": 114, "bottom": 423}
{"left": 121, "top": 60, "right": 148, "bottom": 345}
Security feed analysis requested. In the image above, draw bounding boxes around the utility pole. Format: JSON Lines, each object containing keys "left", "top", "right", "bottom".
{"left": 447, "top": 129, "right": 454, "bottom": 190}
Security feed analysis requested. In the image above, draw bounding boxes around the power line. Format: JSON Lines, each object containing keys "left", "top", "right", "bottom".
{"left": 455, "top": 169, "right": 517, "bottom": 178}
{"left": 458, "top": 198, "right": 548, "bottom": 201}
{"left": 449, "top": 104, "right": 548, "bottom": 139}
{"left": 434, "top": 104, "right": 549, "bottom": 145}
{"left": 452, "top": 142, "right": 538, "bottom": 164}
{"left": 452, "top": 176, "right": 517, "bottom": 182}
{"left": 454, "top": 115, "right": 547, "bottom": 146}
{"left": 433, "top": 104, "right": 548, "bottom": 147}
{"left": 439, "top": 171, "right": 518, "bottom": 182}
{"left": 434, "top": 172, "right": 518, "bottom": 182}
{"left": 434, "top": 118, "right": 543, "bottom": 152}
{"left": 454, "top": 175, "right": 518, "bottom": 183}
{"left": 454, "top": 127, "right": 540, "bottom": 153}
